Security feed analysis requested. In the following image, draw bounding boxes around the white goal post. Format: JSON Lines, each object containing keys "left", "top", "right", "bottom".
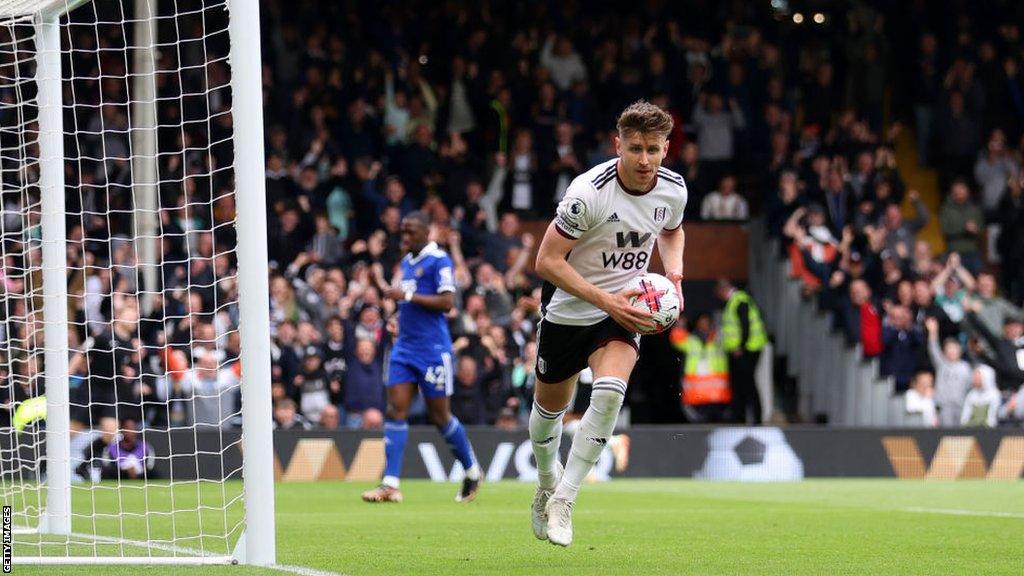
{"left": 0, "top": 0, "right": 274, "bottom": 565}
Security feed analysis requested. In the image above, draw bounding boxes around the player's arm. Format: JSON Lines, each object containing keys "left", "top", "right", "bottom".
{"left": 657, "top": 226, "right": 685, "bottom": 308}
{"left": 379, "top": 282, "right": 453, "bottom": 312}
{"left": 380, "top": 258, "right": 455, "bottom": 312}
{"left": 370, "top": 263, "right": 394, "bottom": 292}
{"left": 400, "top": 291, "right": 454, "bottom": 312}
{"left": 535, "top": 222, "right": 652, "bottom": 332}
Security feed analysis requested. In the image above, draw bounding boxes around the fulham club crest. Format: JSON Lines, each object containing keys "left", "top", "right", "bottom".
{"left": 654, "top": 206, "right": 668, "bottom": 223}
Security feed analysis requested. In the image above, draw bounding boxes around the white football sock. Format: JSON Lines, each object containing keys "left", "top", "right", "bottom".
{"left": 530, "top": 401, "right": 567, "bottom": 489}
{"left": 553, "top": 377, "right": 626, "bottom": 502}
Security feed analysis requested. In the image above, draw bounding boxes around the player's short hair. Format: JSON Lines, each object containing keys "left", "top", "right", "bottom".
{"left": 617, "top": 100, "right": 673, "bottom": 139}
{"left": 403, "top": 210, "right": 431, "bottom": 228}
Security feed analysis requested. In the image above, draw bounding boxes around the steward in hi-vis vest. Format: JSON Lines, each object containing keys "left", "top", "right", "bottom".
{"left": 721, "top": 290, "right": 767, "bottom": 353}
{"left": 669, "top": 325, "right": 731, "bottom": 406}
{"left": 716, "top": 280, "right": 767, "bottom": 424}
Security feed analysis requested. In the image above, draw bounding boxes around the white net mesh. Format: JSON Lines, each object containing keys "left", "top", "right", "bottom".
{"left": 1, "top": 0, "right": 251, "bottom": 560}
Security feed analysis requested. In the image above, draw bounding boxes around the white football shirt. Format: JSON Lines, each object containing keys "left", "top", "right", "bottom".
{"left": 544, "top": 158, "right": 688, "bottom": 326}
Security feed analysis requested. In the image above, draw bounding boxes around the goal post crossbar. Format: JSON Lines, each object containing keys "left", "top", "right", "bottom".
{"left": 0, "top": 0, "right": 91, "bottom": 19}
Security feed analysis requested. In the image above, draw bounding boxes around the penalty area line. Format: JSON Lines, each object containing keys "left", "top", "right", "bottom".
{"left": 270, "top": 564, "right": 349, "bottom": 576}
{"left": 900, "top": 507, "right": 1024, "bottom": 519}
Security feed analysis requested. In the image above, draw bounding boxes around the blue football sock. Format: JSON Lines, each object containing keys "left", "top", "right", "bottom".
{"left": 382, "top": 419, "right": 408, "bottom": 487}
{"left": 439, "top": 416, "right": 479, "bottom": 479}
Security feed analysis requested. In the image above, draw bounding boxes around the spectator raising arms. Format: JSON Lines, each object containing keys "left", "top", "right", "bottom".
{"left": 925, "top": 317, "right": 972, "bottom": 427}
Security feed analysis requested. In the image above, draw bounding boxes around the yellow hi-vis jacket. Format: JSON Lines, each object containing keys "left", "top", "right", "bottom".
{"left": 721, "top": 290, "right": 767, "bottom": 352}
{"left": 669, "top": 328, "right": 731, "bottom": 406}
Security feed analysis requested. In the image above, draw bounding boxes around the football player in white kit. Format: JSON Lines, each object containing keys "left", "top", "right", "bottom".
{"left": 530, "top": 101, "right": 687, "bottom": 546}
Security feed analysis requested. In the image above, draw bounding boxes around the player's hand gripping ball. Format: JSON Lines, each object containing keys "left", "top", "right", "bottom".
{"left": 625, "top": 273, "right": 681, "bottom": 334}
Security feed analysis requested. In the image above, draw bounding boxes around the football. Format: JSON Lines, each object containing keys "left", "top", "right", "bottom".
{"left": 625, "top": 272, "right": 680, "bottom": 334}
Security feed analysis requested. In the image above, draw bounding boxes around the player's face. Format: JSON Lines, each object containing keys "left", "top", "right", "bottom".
{"left": 616, "top": 131, "right": 668, "bottom": 191}
{"left": 400, "top": 219, "right": 429, "bottom": 253}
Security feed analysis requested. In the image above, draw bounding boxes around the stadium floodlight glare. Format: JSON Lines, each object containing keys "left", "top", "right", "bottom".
{"left": 0, "top": 0, "right": 275, "bottom": 566}
{"left": 813, "top": 13, "right": 826, "bottom": 24}
{"left": 792, "top": 13, "right": 804, "bottom": 24}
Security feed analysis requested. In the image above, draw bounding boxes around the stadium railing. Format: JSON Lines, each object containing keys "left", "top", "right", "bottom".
{"left": 748, "top": 218, "right": 908, "bottom": 426}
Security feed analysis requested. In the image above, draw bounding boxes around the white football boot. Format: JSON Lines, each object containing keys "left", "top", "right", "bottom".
{"left": 531, "top": 461, "right": 563, "bottom": 540}
{"left": 544, "top": 496, "right": 574, "bottom": 547}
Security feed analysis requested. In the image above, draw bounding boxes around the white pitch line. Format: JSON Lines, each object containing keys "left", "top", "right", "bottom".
{"left": 270, "top": 563, "right": 349, "bottom": 576}
{"left": 60, "top": 532, "right": 348, "bottom": 576}
{"left": 901, "top": 507, "right": 1024, "bottom": 519}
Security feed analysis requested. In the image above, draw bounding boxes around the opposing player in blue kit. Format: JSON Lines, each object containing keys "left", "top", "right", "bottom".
{"left": 361, "top": 211, "right": 482, "bottom": 503}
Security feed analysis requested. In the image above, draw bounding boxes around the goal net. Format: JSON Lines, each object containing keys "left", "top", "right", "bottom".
{"left": 0, "top": 0, "right": 274, "bottom": 565}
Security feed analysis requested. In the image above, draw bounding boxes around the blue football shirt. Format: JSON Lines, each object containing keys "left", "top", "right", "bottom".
{"left": 394, "top": 241, "right": 455, "bottom": 355}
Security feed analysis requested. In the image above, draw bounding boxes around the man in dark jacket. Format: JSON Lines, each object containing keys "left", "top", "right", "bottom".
{"left": 716, "top": 279, "right": 768, "bottom": 424}
{"left": 450, "top": 355, "right": 486, "bottom": 425}
{"left": 880, "top": 306, "right": 925, "bottom": 392}
{"left": 965, "top": 301, "right": 1024, "bottom": 391}
{"left": 939, "top": 181, "right": 985, "bottom": 274}
{"left": 344, "top": 339, "right": 387, "bottom": 428}
{"left": 935, "top": 91, "right": 982, "bottom": 190}
{"left": 997, "top": 174, "right": 1024, "bottom": 303}
{"left": 540, "top": 121, "right": 586, "bottom": 206}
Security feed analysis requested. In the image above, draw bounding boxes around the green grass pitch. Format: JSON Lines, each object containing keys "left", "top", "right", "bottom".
{"left": 11, "top": 479, "right": 1024, "bottom": 575}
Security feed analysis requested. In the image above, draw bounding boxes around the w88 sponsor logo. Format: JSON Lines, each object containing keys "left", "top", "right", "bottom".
{"left": 602, "top": 230, "right": 653, "bottom": 269}
{"left": 601, "top": 251, "right": 649, "bottom": 270}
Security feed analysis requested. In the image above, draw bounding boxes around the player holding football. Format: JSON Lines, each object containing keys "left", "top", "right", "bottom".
{"left": 530, "top": 101, "right": 686, "bottom": 546}
{"left": 361, "top": 211, "right": 482, "bottom": 503}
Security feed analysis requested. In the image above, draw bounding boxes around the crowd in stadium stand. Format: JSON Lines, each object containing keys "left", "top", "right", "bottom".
{"left": 254, "top": 1, "right": 1024, "bottom": 428}
{"left": 759, "top": 6, "right": 1024, "bottom": 427}
{"left": 2, "top": 1, "right": 1024, "bottom": 433}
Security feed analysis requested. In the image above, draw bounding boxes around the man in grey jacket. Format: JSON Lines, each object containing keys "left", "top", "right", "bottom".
{"left": 882, "top": 190, "right": 929, "bottom": 260}
{"left": 965, "top": 300, "right": 1024, "bottom": 391}
{"left": 692, "top": 93, "right": 745, "bottom": 183}
{"left": 972, "top": 273, "right": 1024, "bottom": 337}
{"left": 973, "top": 129, "right": 1019, "bottom": 215}
{"left": 925, "top": 317, "right": 972, "bottom": 427}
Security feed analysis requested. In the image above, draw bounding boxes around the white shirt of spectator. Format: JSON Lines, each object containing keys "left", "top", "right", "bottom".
{"left": 545, "top": 158, "right": 687, "bottom": 326}
{"left": 700, "top": 191, "right": 749, "bottom": 221}
{"left": 904, "top": 389, "right": 938, "bottom": 427}
{"left": 540, "top": 36, "right": 587, "bottom": 91}
{"left": 179, "top": 367, "right": 238, "bottom": 430}
{"left": 797, "top": 225, "right": 837, "bottom": 263}
{"left": 960, "top": 365, "right": 1001, "bottom": 427}
{"left": 511, "top": 153, "right": 533, "bottom": 210}
{"left": 555, "top": 143, "right": 573, "bottom": 202}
